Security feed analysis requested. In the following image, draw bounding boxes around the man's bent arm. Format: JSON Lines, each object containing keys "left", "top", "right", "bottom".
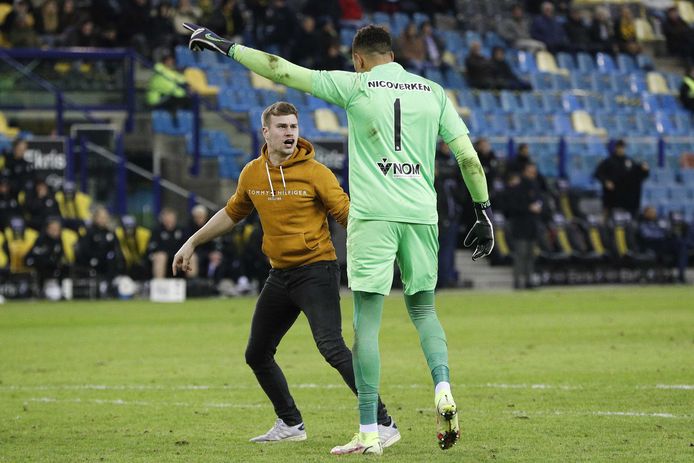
{"left": 230, "top": 45, "right": 314, "bottom": 94}
{"left": 447, "top": 135, "right": 489, "bottom": 205}
{"left": 187, "top": 208, "right": 236, "bottom": 247}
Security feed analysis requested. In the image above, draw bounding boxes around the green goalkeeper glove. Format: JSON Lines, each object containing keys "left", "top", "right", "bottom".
{"left": 183, "top": 22, "right": 235, "bottom": 56}
{"left": 464, "top": 201, "right": 495, "bottom": 261}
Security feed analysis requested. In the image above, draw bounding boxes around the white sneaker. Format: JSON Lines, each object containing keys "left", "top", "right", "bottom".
{"left": 330, "top": 432, "right": 382, "bottom": 455}
{"left": 378, "top": 418, "right": 401, "bottom": 448}
{"left": 249, "top": 418, "right": 307, "bottom": 443}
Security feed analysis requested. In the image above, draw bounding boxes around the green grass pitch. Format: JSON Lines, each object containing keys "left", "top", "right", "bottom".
{"left": 1, "top": 286, "right": 693, "bottom": 462}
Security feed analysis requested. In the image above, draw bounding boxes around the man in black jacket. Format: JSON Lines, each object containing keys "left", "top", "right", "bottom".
{"left": 25, "top": 216, "right": 69, "bottom": 288}
{"left": 594, "top": 139, "right": 649, "bottom": 218}
{"left": 505, "top": 163, "right": 543, "bottom": 289}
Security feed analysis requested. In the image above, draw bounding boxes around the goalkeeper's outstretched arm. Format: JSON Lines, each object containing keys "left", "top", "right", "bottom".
{"left": 184, "top": 21, "right": 314, "bottom": 93}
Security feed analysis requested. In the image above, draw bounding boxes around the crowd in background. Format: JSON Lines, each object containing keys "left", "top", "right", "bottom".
{"left": 0, "top": 139, "right": 268, "bottom": 298}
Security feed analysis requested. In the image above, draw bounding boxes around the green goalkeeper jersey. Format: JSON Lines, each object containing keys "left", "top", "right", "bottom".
{"left": 311, "top": 62, "right": 469, "bottom": 224}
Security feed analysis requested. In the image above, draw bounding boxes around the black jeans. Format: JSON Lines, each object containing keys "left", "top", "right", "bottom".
{"left": 244, "top": 260, "right": 389, "bottom": 426}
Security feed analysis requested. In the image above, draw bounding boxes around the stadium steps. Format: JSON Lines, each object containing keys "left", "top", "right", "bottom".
{"left": 455, "top": 250, "right": 514, "bottom": 289}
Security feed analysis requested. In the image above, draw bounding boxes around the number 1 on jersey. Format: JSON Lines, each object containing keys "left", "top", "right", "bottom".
{"left": 393, "top": 98, "right": 402, "bottom": 151}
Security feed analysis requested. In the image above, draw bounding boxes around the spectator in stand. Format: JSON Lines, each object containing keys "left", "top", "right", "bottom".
{"left": 490, "top": 46, "right": 532, "bottom": 90}
{"left": 420, "top": 21, "right": 449, "bottom": 70}
{"left": 339, "top": 0, "right": 364, "bottom": 24}
{"left": 637, "top": 206, "right": 686, "bottom": 283}
{"left": 474, "top": 137, "right": 503, "bottom": 194}
{"left": 1, "top": 0, "right": 40, "bottom": 47}
{"left": 530, "top": 1, "right": 569, "bottom": 53}
{"left": 59, "top": 0, "right": 80, "bottom": 36}
{"left": 302, "top": 0, "right": 341, "bottom": 26}
{"left": 120, "top": 0, "right": 153, "bottom": 57}
{"left": 149, "top": 207, "right": 188, "bottom": 278}
{"left": 680, "top": 67, "right": 694, "bottom": 113}
{"left": 115, "top": 215, "right": 151, "bottom": 281}
{"left": 589, "top": 6, "right": 616, "bottom": 54}
{"left": 396, "top": 22, "right": 426, "bottom": 72}
{"left": 465, "top": 41, "right": 493, "bottom": 89}
{"left": 663, "top": 6, "right": 694, "bottom": 63}
{"left": 150, "top": 1, "right": 177, "bottom": 53}
{"left": 498, "top": 3, "right": 546, "bottom": 52}
{"left": 65, "top": 16, "right": 99, "bottom": 47}
{"left": 75, "top": 206, "right": 120, "bottom": 286}
{"left": 55, "top": 181, "right": 91, "bottom": 232}
{"left": 506, "top": 162, "right": 543, "bottom": 289}
{"left": 594, "top": 139, "right": 649, "bottom": 218}
{"left": 24, "top": 178, "right": 60, "bottom": 231}
{"left": 25, "top": 216, "right": 73, "bottom": 291}
{"left": 3, "top": 139, "right": 34, "bottom": 199}
{"left": 291, "top": 15, "right": 322, "bottom": 69}
{"left": 507, "top": 143, "right": 547, "bottom": 191}
{"left": 254, "top": 0, "right": 296, "bottom": 57}
{"left": 98, "top": 22, "right": 119, "bottom": 48}
{"left": 318, "top": 39, "right": 347, "bottom": 70}
{"left": 173, "top": 0, "right": 202, "bottom": 41}
{"left": 435, "top": 141, "right": 466, "bottom": 288}
{"left": 0, "top": 175, "right": 20, "bottom": 229}
{"left": 220, "top": 0, "right": 246, "bottom": 43}
{"left": 0, "top": 226, "right": 9, "bottom": 280}
{"left": 564, "top": 8, "right": 593, "bottom": 53}
{"left": 35, "top": 0, "right": 61, "bottom": 45}
{"left": 5, "top": 216, "right": 39, "bottom": 274}
{"left": 147, "top": 53, "right": 190, "bottom": 118}
{"left": 614, "top": 6, "right": 642, "bottom": 56}
{"left": 188, "top": 205, "right": 224, "bottom": 281}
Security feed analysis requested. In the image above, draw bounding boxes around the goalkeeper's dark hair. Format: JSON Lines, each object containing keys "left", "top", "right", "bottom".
{"left": 261, "top": 101, "right": 298, "bottom": 128}
{"left": 352, "top": 25, "right": 392, "bottom": 55}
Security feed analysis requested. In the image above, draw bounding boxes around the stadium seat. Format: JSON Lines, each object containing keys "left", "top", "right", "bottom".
{"left": 174, "top": 45, "right": 196, "bottom": 69}
{"left": 561, "top": 93, "right": 581, "bottom": 111}
{"left": 595, "top": 53, "right": 616, "bottom": 73}
{"left": 499, "top": 91, "right": 521, "bottom": 112}
{"left": 314, "top": 108, "right": 348, "bottom": 135}
{"left": 0, "top": 112, "right": 20, "bottom": 138}
{"left": 541, "top": 93, "right": 562, "bottom": 111}
{"left": 445, "top": 90, "right": 469, "bottom": 116}
{"left": 183, "top": 67, "right": 219, "bottom": 97}
{"left": 572, "top": 110, "right": 607, "bottom": 136}
{"left": 556, "top": 52, "right": 575, "bottom": 71}
{"left": 478, "top": 92, "right": 499, "bottom": 112}
{"left": 284, "top": 88, "right": 307, "bottom": 107}
{"left": 250, "top": 72, "right": 284, "bottom": 92}
{"left": 616, "top": 54, "right": 636, "bottom": 73}
{"left": 372, "top": 12, "right": 391, "bottom": 26}
{"left": 553, "top": 113, "right": 576, "bottom": 135}
{"left": 646, "top": 72, "right": 671, "bottom": 94}
{"left": 444, "top": 69, "right": 467, "bottom": 90}
{"left": 529, "top": 72, "right": 555, "bottom": 90}
{"left": 516, "top": 50, "right": 537, "bottom": 74}
{"left": 678, "top": 0, "right": 694, "bottom": 22}
{"left": 570, "top": 73, "right": 594, "bottom": 91}
{"left": 536, "top": 51, "right": 569, "bottom": 76}
{"left": 520, "top": 92, "right": 545, "bottom": 113}
{"left": 628, "top": 73, "right": 647, "bottom": 93}
{"left": 256, "top": 89, "right": 282, "bottom": 106}
{"left": 576, "top": 53, "right": 595, "bottom": 73}
{"left": 634, "top": 18, "right": 658, "bottom": 41}
{"left": 425, "top": 68, "right": 445, "bottom": 85}
{"left": 635, "top": 54, "right": 655, "bottom": 70}
{"left": 151, "top": 110, "right": 178, "bottom": 135}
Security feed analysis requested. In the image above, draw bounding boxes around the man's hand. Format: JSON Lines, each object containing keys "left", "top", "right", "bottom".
{"left": 172, "top": 241, "right": 196, "bottom": 276}
{"left": 183, "top": 22, "right": 235, "bottom": 56}
{"left": 464, "top": 202, "right": 495, "bottom": 261}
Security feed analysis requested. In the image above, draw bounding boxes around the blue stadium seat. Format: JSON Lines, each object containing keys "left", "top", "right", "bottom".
{"left": 643, "top": 186, "right": 670, "bottom": 203}
{"left": 655, "top": 112, "right": 678, "bottom": 135}
{"left": 649, "top": 167, "right": 677, "bottom": 184}
{"left": 596, "top": 53, "right": 616, "bottom": 73}
{"left": 616, "top": 54, "right": 636, "bottom": 72}
{"left": 483, "top": 113, "right": 510, "bottom": 135}
{"left": 151, "top": 110, "right": 178, "bottom": 135}
{"left": 657, "top": 94, "right": 679, "bottom": 113}
{"left": 680, "top": 170, "right": 694, "bottom": 185}
{"left": 542, "top": 93, "right": 562, "bottom": 111}
{"left": 284, "top": 88, "right": 307, "bottom": 107}
{"left": 581, "top": 95, "right": 604, "bottom": 111}
{"left": 635, "top": 54, "right": 654, "bottom": 70}
{"left": 372, "top": 12, "right": 391, "bottom": 26}
{"left": 556, "top": 52, "right": 575, "bottom": 71}
{"left": 576, "top": 53, "right": 595, "bottom": 72}
{"left": 484, "top": 31, "right": 505, "bottom": 49}
{"left": 673, "top": 113, "right": 693, "bottom": 133}
{"left": 664, "top": 73, "right": 682, "bottom": 93}
{"left": 552, "top": 74, "right": 571, "bottom": 91}
{"left": 441, "top": 30, "right": 464, "bottom": 51}
{"left": 218, "top": 154, "right": 241, "bottom": 180}
{"left": 500, "top": 91, "right": 521, "bottom": 112}
{"left": 516, "top": 50, "right": 537, "bottom": 74}
{"left": 640, "top": 92, "right": 660, "bottom": 112}
{"left": 629, "top": 73, "right": 647, "bottom": 93}
{"left": 198, "top": 51, "right": 222, "bottom": 69}
{"left": 478, "top": 92, "right": 499, "bottom": 112}
{"left": 444, "top": 69, "right": 468, "bottom": 89}
{"left": 464, "top": 30, "right": 483, "bottom": 46}
{"left": 561, "top": 93, "right": 581, "bottom": 111}
{"left": 176, "top": 110, "right": 194, "bottom": 133}
{"left": 529, "top": 72, "right": 555, "bottom": 90}
{"left": 570, "top": 72, "right": 594, "bottom": 91}
{"left": 228, "top": 70, "right": 251, "bottom": 88}
{"left": 591, "top": 73, "right": 618, "bottom": 92}
{"left": 425, "top": 68, "right": 445, "bottom": 85}
{"left": 520, "top": 92, "right": 545, "bottom": 113}
{"left": 636, "top": 113, "right": 659, "bottom": 135}
{"left": 306, "top": 94, "right": 329, "bottom": 110}
{"left": 413, "top": 12, "right": 429, "bottom": 26}
{"left": 175, "top": 45, "right": 196, "bottom": 68}
{"left": 552, "top": 113, "right": 575, "bottom": 135}
{"left": 206, "top": 70, "right": 227, "bottom": 88}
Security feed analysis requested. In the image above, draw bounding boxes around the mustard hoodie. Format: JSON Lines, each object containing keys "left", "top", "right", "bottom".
{"left": 225, "top": 138, "right": 349, "bottom": 269}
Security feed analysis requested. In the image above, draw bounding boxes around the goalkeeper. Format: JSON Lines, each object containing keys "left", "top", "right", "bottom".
{"left": 184, "top": 23, "right": 494, "bottom": 455}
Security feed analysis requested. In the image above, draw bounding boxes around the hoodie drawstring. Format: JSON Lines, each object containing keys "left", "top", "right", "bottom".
{"left": 279, "top": 166, "right": 286, "bottom": 190}
{"left": 265, "top": 162, "right": 275, "bottom": 197}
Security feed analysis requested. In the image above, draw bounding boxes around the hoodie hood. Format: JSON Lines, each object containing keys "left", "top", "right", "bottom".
{"left": 261, "top": 137, "right": 315, "bottom": 167}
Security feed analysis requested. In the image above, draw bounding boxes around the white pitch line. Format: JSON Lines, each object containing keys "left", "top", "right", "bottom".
{"left": 2, "top": 383, "right": 690, "bottom": 392}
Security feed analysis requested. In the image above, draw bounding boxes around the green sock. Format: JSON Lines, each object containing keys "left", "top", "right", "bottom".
{"left": 353, "top": 291, "right": 384, "bottom": 426}
{"left": 405, "top": 290, "right": 450, "bottom": 384}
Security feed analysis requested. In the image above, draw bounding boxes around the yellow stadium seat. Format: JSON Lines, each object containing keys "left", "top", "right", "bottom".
{"left": 647, "top": 72, "right": 671, "bottom": 94}
{"left": 572, "top": 110, "right": 607, "bottom": 136}
{"left": 183, "top": 67, "right": 219, "bottom": 97}
{"left": 314, "top": 108, "right": 348, "bottom": 135}
{"left": 0, "top": 3, "right": 12, "bottom": 24}
{"left": 536, "top": 50, "right": 569, "bottom": 76}
{"left": 677, "top": 1, "right": 694, "bottom": 24}
{"left": 249, "top": 72, "right": 286, "bottom": 92}
{"left": 0, "top": 112, "right": 20, "bottom": 138}
{"left": 635, "top": 18, "right": 658, "bottom": 41}
{"left": 445, "top": 89, "right": 470, "bottom": 117}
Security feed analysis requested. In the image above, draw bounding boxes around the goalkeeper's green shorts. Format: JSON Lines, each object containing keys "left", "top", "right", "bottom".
{"left": 347, "top": 218, "right": 438, "bottom": 296}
